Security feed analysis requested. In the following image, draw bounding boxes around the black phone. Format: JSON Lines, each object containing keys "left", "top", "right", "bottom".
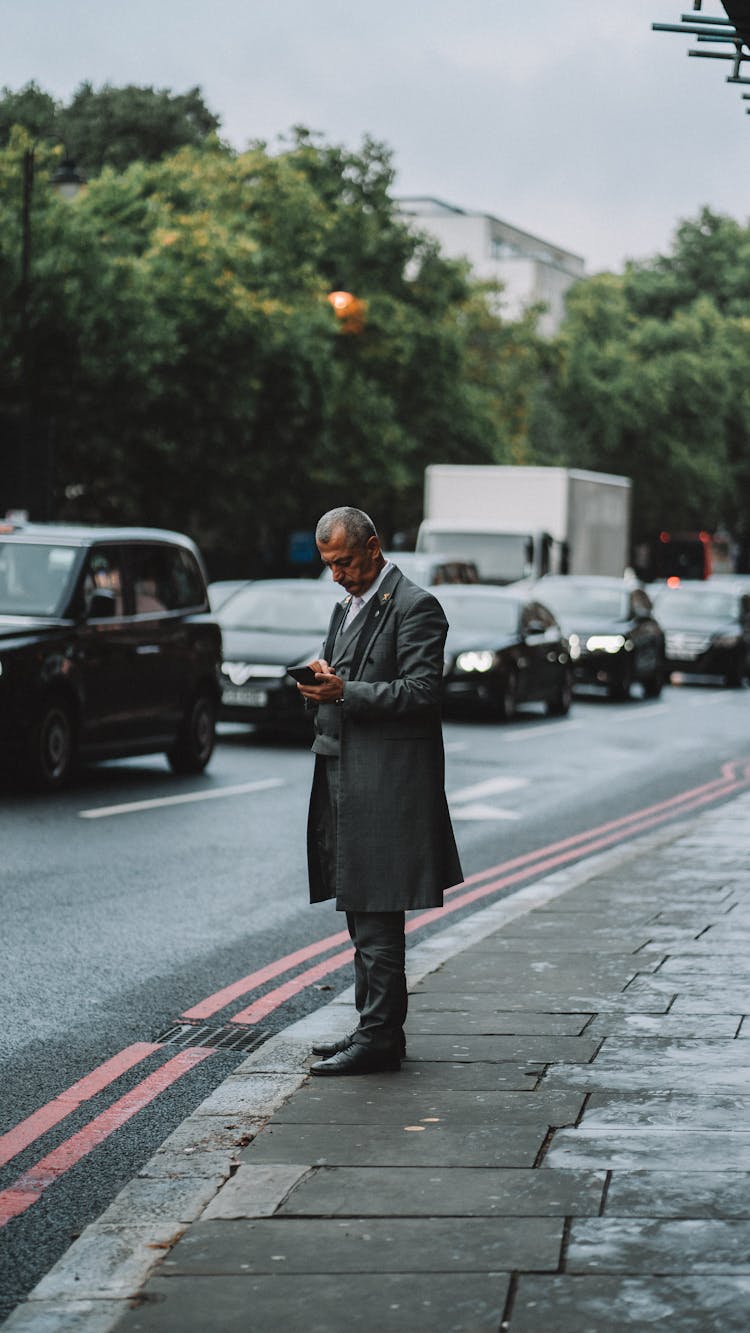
{"left": 286, "top": 665, "right": 318, "bottom": 684}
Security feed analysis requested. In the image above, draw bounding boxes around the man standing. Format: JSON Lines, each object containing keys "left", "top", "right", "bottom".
{"left": 297, "top": 507, "right": 462, "bottom": 1076}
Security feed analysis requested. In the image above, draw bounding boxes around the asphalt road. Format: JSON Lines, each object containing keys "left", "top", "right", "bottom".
{"left": 1, "top": 679, "right": 749, "bottom": 1318}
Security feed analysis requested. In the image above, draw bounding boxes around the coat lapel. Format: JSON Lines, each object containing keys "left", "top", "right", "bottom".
{"left": 350, "top": 568, "right": 402, "bottom": 680}
{"left": 323, "top": 598, "right": 348, "bottom": 664}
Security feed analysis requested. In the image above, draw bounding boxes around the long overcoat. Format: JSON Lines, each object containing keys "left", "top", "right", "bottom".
{"left": 307, "top": 567, "right": 463, "bottom": 912}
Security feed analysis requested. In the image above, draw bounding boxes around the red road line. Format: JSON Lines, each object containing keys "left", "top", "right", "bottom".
{"left": 450, "top": 761, "right": 745, "bottom": 893}
{"left": 181, "top": 930, "right": 351, "bottom": 1021}
{"left": 228, "top": 772, "right": 749, "bottom": 1025}
{"left": 0, "top": 1042, "right": 160, "bottom": 1170}
{"left": 188, "top": 763, "right": 746, "bottom": 1023}
{"left": 0, "top": 1048, "right": 212, "bottom": 1228}
{"left": 231, "top": 948, "right": 356, "bottom": 1023}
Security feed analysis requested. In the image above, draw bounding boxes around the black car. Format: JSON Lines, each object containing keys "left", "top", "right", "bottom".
{"left": 650, "top": 582, "right": 750, "bottom": 687}
{"left": 216, "top": 579, "right": 341, "bottom": 730}
{"left": 535, "top": 576, "right": 665, "bottom": 701}
{"left": 435, "top": 586, "right": 572, "bottom": 720}
{"left": 0, "top": 523, "right": 222, "bottom": 789}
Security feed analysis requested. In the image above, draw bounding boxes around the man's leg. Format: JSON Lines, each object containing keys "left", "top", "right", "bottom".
{"left": 346, "top": 910, "right": 407, "bottom": 1054}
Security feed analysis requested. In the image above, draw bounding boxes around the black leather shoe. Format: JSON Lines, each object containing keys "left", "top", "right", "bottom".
{"left": 312, "top": 1032, "right": 407, "bottom": 1058}
{"left": 310, "top": 1044, "right": 401, "bottom": 1077}
{"left": 311, "top": 1034, "right": 355, "bottom": 1058}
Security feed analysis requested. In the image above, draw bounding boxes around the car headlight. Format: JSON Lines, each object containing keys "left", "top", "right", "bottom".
{"left": 585, "top": 634, "right": 627, "bottom": 654}
{"left": 455, "top": 650, "right": 496, "bottom": 673}
{"left": 222, "top": 661, "right": 288, "bottom": 685}
{"left": 568, "top": 633, "right": 581, "bottom": 661}
{"left": 713, "top": 634, "right": 740, "bottom": 648}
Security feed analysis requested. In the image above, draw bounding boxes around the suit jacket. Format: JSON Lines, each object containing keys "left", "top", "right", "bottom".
{"left": 307, "top": 565, "right": 463, "bottom": 911}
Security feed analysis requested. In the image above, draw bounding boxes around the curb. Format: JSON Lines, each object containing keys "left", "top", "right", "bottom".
{"left": 3, "top": 808, "right": 707, "bottom": 1330}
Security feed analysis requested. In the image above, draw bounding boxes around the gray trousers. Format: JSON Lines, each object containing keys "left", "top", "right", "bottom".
{"left": 321, "top": 758, "right": 407, "bottom": 1052}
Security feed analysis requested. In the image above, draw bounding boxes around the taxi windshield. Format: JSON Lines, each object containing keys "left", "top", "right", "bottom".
{"left": 0, "top": 542, "right": 78, "bottom": 617}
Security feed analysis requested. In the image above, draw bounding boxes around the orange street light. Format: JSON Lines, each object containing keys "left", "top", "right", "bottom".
{"left": 327, "top": 289, "right": 366, "bottom": 334}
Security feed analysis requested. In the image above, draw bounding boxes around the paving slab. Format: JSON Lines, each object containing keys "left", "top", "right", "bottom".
{"left": 546, "top": 1128, "right": 750, "bottom": 1172}
{"left": 113, "top": 1273, "right": 511, "bottom": 1333}
{"left": 567, "top": 1216, "right": 750, "bottom": 1274}
{"left": 604, "top": 1170, "right": 750, "bottom": 1218}
{"left": 581, "top": 1090, "right": 750, "bottom": 1130}
{"left": 405, "top": 1009, "right": 593, "bottom": 1036}
{"left": 201, "top": 1164, "right": 310, "bottom": 1219}
{"left": 404, "top": 1034, "right": 600, "bottom": 1062}
{"left": 585, "top": 1012, "right": 740, "bottom": 1039}
{"left": 319, "top": 1061, "right": 546, "bottom": 1090}
{"left": 278, "top": 1165, "right": 605, "bottom": 1217}
{"left": 272, "top": 1085, "right": 585, "bottom": 1127}
{"left": 543, "top": 1038, "right": 750, "bottom": 1092}
{"left": 160, "top": 1216, "right": 564, "bottom": 1274}
{"left": 510, "top": 1275, "right": 750, "bottom": 1332}
{"left": 240, "top": 1120, "right": 549, "bottom": 1167}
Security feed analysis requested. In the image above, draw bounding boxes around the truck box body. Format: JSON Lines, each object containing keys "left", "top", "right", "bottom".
{"left": 417, "top": 465, "right": 631, "bottom": 583}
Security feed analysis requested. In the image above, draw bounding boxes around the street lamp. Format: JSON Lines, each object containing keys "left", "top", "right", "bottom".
{"left": 327, "top": 289, "right": 366, "bottom": 334}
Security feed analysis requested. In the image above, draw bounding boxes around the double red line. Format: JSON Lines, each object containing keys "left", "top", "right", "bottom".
{"left": 1, "top": 759, "right": 748, "bottom": 1227}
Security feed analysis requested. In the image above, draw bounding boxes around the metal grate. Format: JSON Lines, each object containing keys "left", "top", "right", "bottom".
{"left": 156, "top": 1019, "right": 267, "bottom": 1054}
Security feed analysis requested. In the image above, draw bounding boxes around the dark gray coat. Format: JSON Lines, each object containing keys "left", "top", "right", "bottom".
{"left": 307, "top": 566, "right": 463, "bottom": 911}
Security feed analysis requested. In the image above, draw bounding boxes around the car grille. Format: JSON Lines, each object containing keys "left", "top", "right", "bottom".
{"left": 665, "top": 631, "right": 711, "bottom": 660}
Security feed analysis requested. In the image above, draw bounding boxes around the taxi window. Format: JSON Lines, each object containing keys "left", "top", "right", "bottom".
{"left": 81, "top": 547, "right": 125, "bottom": 617}
{"left": 131, "top": 544, "right": 205, "bottom": 614}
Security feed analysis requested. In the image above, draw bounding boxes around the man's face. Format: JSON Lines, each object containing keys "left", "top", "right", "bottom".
{"left": 317, "top": 526, "right": 383, "bottom": 595}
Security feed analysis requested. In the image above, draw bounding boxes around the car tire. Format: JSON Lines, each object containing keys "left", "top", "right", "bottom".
{"left": 608, "top": 658, "right": 634, "bottom": 702}
{"left": 547, "top": 668, "right": 572, "bottom": 717}
{"left": 724, "top": 656, "right": 744, "bottom": 689}
{"left": 167, "top": 690, "right": 217, "bottom": 774}
{"left": 498, "top": 671, "right": 519, "bottom": 722}
{"left": 643, "top": 668, "right": 664, "bottom": 699}
{"left": 24, "top": 695, "right": 75, "bottom": 791}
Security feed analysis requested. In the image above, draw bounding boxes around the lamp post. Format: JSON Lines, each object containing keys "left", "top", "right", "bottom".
{"left": 327, "top": 288, "right": 366, "bottom": 334}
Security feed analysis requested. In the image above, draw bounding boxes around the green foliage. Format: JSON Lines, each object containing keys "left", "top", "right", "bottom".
{"left": 0, "top": 80, "right": 220, "bottom": 172}
{"left": 0, "top": 117, "right": 543, "bottom": 570}
{"left": 551, "top": 211, "right": 750, "bottom": 548}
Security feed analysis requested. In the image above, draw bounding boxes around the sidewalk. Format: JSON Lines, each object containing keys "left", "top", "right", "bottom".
{"left": 7, "top": 791, "right": 750, "bottom": 1332}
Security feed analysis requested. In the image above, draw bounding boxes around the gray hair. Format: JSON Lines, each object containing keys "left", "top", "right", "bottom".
{"left": 316, "top": 506, "right": 378, "bottom": 548}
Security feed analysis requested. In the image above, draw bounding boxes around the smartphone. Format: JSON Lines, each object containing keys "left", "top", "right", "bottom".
{"left": 286, "top": 665, "right": 318, "bottom": 684}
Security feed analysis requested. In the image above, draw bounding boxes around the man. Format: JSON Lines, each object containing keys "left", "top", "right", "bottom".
{"left": 297, "top": 506, "right": 463, "bottom": 1076}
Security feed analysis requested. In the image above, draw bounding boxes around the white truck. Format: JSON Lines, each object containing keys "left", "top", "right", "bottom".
{"left": 416, "top": 465, "right": 631, "bottom": 584}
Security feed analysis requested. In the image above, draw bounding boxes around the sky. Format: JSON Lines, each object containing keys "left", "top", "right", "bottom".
{"left": 3, "top": 0, "right": 749, "bottom": 273}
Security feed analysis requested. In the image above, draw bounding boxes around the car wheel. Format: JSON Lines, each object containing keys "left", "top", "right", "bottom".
{"left": 608, "top": 657, "right": 634, "bottom": 702}
{"left": 25, "top": 696, "right": 75, "bottom": 791}
{"left": 167, "top": 690, "right": 217, "bottom": 774}
{"left": 643, "top": 668, "right": 664, "bottom": 699}
{"left": 498, "top": 671, "right": 519, "bottom": 722}
{"left": 724, "top": 655, "right": 744, "bottom": 689}
{"left": 547, "top": 668, "right": 572, "bottom": 717}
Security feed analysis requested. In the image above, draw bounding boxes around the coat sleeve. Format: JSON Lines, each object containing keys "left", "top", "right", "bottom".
{"left": 342, "top": 593, "right": 447, "bottom": 717}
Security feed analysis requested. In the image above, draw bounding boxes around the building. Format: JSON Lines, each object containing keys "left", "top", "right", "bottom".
{"left": 397, "top": 196, "right": 585, "bottom": 336}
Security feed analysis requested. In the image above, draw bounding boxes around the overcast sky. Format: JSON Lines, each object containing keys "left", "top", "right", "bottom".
{"left": 3, "top": 1, "right": 749, "bottom": 272}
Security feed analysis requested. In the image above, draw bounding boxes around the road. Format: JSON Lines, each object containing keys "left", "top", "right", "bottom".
{"left": 1, "top": 680, "right": 749, "bottom": 1318}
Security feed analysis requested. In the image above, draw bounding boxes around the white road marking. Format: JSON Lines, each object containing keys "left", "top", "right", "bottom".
{"left": 450, "top": 802, "right": 521, "bottom": 821}
{"left": 448, "top": 775, "right": 529, "bottom": 803}
{"left": 502, "top": 720, "right": 581, "bottom": 743}
{"left": 79, "top": 778, "right": 285, "bottom": 820}
{"left": 609, "top": 704, "right": 669, "bottom": 722}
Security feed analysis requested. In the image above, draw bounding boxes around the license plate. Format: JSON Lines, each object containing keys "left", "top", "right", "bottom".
{"left": 222, "top": 687, "right": 269, "bottom": 707}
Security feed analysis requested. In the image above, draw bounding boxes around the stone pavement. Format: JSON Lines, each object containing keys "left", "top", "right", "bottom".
{"left": 7, "top": 791, "right": 750, "bottom": 1332}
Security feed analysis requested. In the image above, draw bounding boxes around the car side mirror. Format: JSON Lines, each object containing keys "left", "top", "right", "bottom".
{"left": 88, "top": 589, "right": 117, "bottom": 619}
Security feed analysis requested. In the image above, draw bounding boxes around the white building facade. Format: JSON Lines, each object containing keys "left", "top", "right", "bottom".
{"left": 398, "top": 197, "right": 585, "bottom": 336}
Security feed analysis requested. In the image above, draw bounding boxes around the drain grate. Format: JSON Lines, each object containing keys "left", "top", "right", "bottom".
{"left": 156, "top": 1019, "right": 267, "bottom": 1054}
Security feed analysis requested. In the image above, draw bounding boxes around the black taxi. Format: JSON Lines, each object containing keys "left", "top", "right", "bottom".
{"left": 0, "top": 523, "right": 222, "bottom": 789}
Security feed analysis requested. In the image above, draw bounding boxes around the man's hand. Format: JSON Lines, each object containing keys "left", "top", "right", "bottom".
{"left": 297, "top": 659, "right": 344, "bottom": 703}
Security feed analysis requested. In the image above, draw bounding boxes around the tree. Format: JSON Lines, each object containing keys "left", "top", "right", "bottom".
{"left": 0, "top": 81, "right": 221, "bottom": 173}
